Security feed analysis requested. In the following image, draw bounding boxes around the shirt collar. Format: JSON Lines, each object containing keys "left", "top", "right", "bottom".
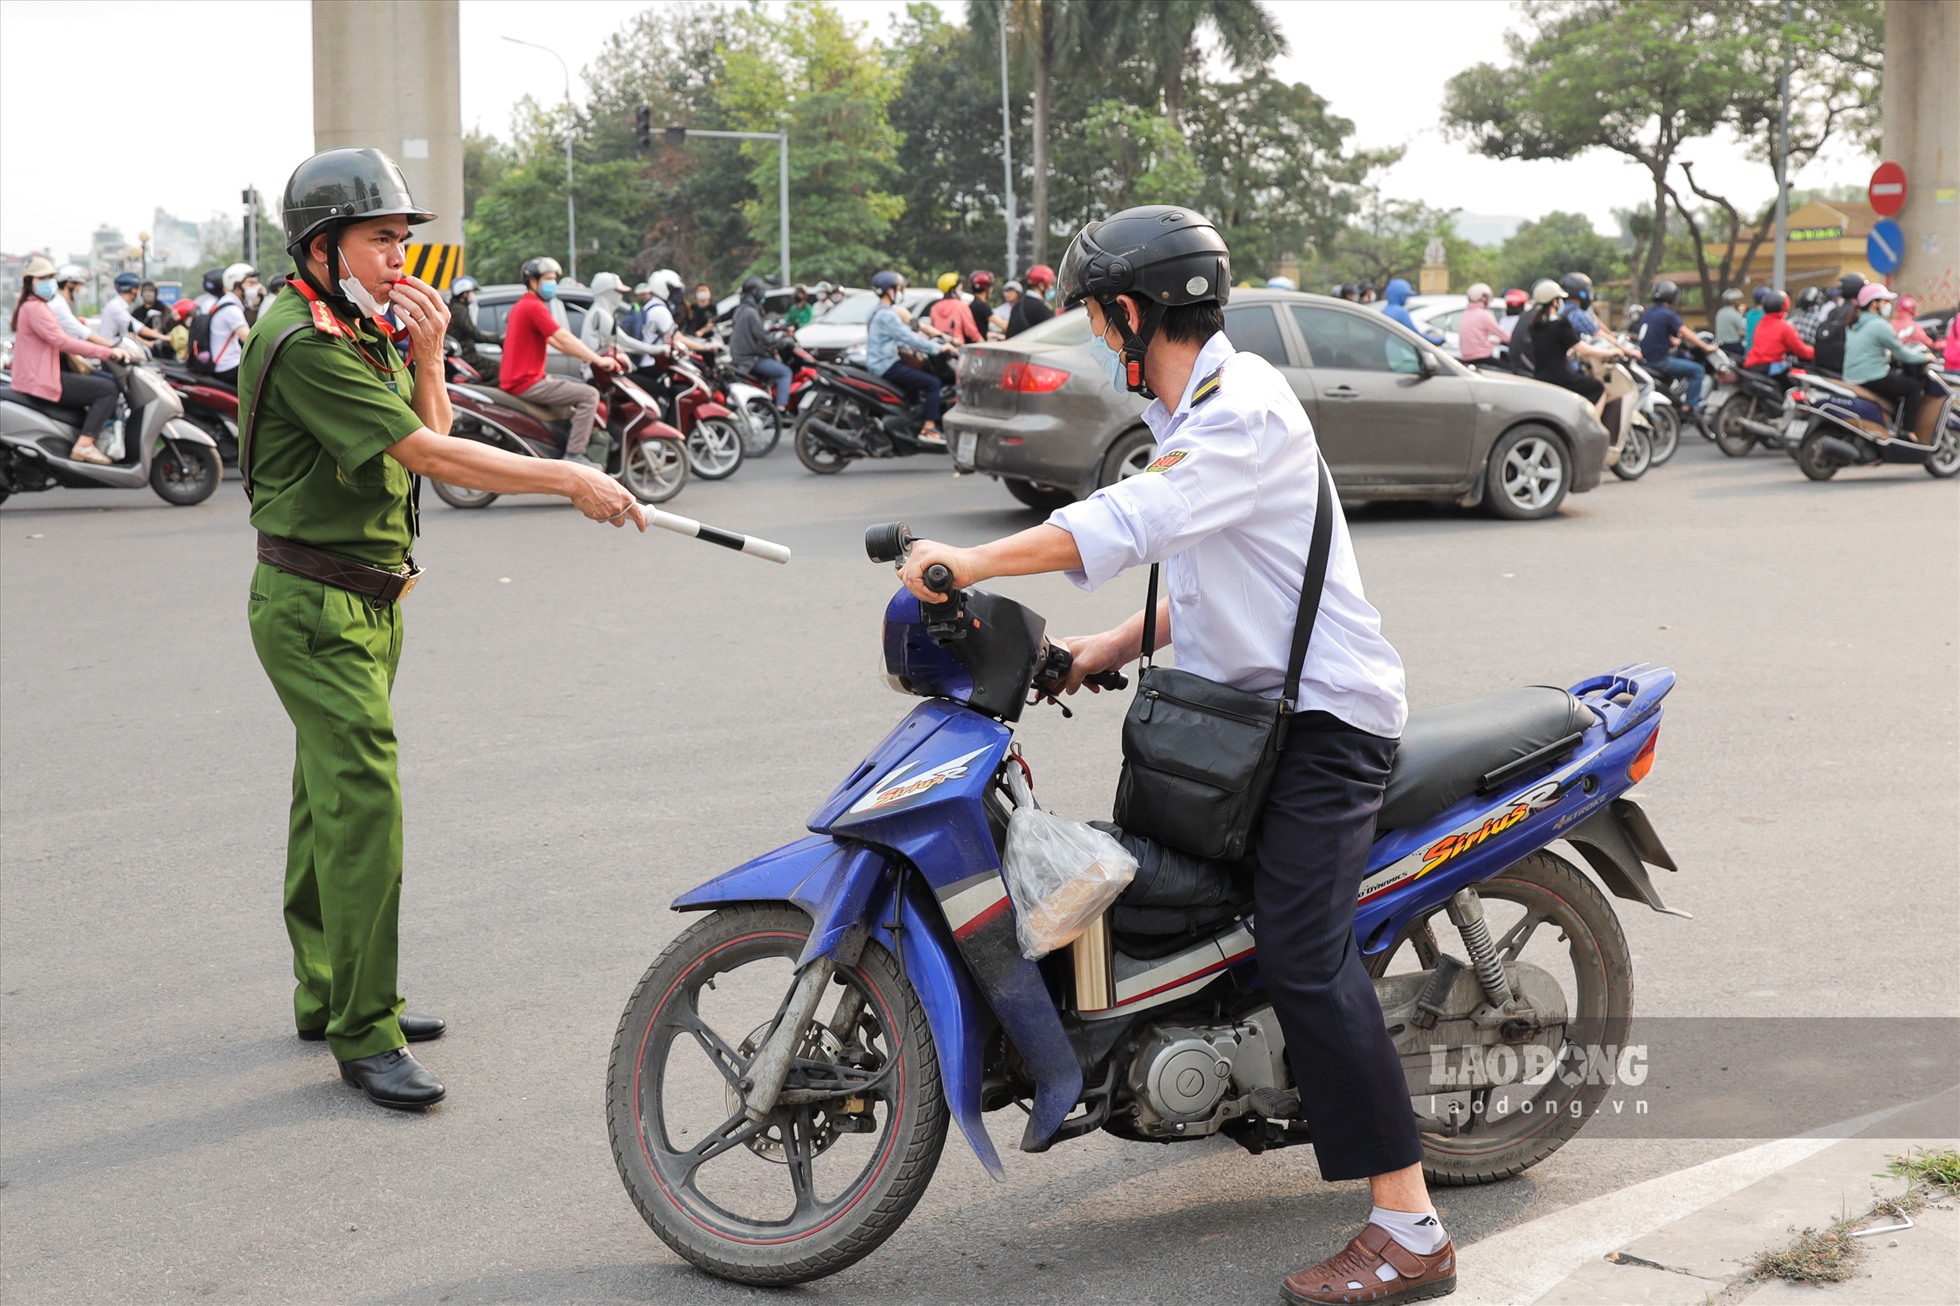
{"left": 1144, "top": 331, "right": 1238, "bottom": 435}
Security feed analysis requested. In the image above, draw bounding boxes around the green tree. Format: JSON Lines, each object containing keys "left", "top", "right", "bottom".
{"left": 1493, "top": 211, "right": 1627, "bottom": 294}
{"left": 716, "top": 2, "right": 905, "bottom": 285}
{"left": 1327, "top": 192, "right": 1493, "bottom": 292}
{"left": 1045, "top": 100, "right": 1201, "bottom": 232}
{"left": 461, "top": 130, "right": 508, "bottom": 224}
{"left": 1183, "top": 74, "right": 1394, "bottom": 277}
{"left": 1120, "top": 0, "right": 1288, "bottom": 131}
{"left": 1442, "top": 0, "right": 1752, "bottom": 297}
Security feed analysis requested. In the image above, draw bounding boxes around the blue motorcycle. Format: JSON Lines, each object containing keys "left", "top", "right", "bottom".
{"left": 607, "top": 524, "right": 1686, "bottom": 1286}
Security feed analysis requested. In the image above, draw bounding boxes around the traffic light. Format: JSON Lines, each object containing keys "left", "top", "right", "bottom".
{"left": 665, "top": 125, "right": 687, "bottom": 149}
{"left": 633, "top": 105, "right": 651, "bottom": 151}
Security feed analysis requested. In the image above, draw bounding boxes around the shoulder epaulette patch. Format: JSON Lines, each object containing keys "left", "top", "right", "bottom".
{"left": 308, "top": 299, "right": 347, "bottom": 338}
{"left": 1190, "top": 366, "right": 1224, "bottom": 407}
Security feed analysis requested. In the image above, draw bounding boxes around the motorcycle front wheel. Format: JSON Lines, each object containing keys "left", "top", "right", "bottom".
{"left": 1611, "top": 422, "right": 1651, "bottom": 480}
{"left": 1646, "top": 404, "right": 1680, "bottom": 465}
{"left": 607, "top": 903, "right": 946, "bottom": 1286}
{"left": 741, "top": 395, "right": 783, "bottom": 457}
{"left": 432, "top": 480, "right": 497, "bottom": 509}
{"left": 149, "top": 442, "right": 222, "bottom": 505}
{"left": 687, "top": 417, "right": 746, "bottom": 481}
{"left": 624, "top": 438, "right": 689, "bottom": 503}
{"left": 1713, "top": 394, "right": 1760, "bottom": 457}
{"left": 1367, "top": 851, "right": 1632, "bottom": 1186}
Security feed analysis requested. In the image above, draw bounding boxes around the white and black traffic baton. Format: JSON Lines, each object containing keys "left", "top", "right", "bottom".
{"left": 622, "top": 505, "right": 792, "bottom": 564}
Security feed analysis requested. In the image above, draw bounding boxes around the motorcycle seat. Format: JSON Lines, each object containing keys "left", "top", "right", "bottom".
{"left": 0, "top": 387, "right": 90, "bottom": 425}
{"left": 1378, "top": 686, "right": 1594, "bottom": 831}
{"left": 493, "top": 389, "right": 576, "bottom": 422}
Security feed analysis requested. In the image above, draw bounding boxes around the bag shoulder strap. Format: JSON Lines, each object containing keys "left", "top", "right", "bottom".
{"left": 238, "top": 322, "right": 311, "bottom": 502}
{"left": 1283, "top": 454, "right": 1337, "bottom": 711}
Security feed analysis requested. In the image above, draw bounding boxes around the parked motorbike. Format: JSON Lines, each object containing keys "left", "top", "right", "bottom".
{"left": 604, "top": 522, "right": 1683, "bottom": 1286}
{"left": 159, "top": 363, "right": 241, "bottom": 468}
{"left": 0, "top": 358, "right": 222, "bottom": 506}
{"left": 634, "top": 346, "right": 747, "bottom": 482}
{"left": 1713, "top": 367, "right": 1799, "bottom": 457}
{"left": 793, "top": 348, "right": 960, "bottom": 475}
{"left": 1786, "top": 364, "right": 1959, "bottom": 481}
{"left": 435, "top": 349, "right": 689, "bottom": 507}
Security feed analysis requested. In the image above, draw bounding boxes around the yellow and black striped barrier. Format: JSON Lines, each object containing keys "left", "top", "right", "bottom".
{"left": 404, "top": 243, "right": 464, "bottom": 289}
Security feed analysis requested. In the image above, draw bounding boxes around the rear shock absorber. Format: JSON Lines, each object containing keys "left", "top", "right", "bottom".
{"left": 1446, "top": 888, "right": 1513, "bottom": 1009}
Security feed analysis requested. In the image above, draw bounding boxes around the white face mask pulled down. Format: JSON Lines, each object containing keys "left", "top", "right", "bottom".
{"left": 339, "top": 274, "right": 390, "bottom": 320}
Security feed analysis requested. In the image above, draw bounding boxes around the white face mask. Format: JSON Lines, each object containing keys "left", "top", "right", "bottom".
{"left": 339, "top": 274, "right": 388, "bottom": 319}
{"left": 244, "top": 285, "right": 264, "bottom": 309}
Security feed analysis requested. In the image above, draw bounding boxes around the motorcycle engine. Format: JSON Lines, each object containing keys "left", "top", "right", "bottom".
{"left": 1124, "top": 1008, "right": 1287, "bottom": 1138}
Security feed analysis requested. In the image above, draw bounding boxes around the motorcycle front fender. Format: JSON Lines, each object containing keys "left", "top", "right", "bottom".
{"left": 694, "top": 402, "right": 735, "bottom": 421}
{"left": 159, "top": 417, "right": 216, "bottom": 448}
{"left": 671, "top": 835, "right": 1003, "bottom": 1178}
{"left": 630, "top": 419, "right": 685, "bottom": 444}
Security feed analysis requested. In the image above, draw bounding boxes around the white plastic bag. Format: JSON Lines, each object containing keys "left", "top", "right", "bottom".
{"left": 1000, "top": 765, "right": 1136, "bottom": 960}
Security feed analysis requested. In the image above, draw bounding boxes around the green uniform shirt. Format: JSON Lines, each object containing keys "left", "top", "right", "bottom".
{"left": 238, "top": 287, "right": 425, "bottom": 567}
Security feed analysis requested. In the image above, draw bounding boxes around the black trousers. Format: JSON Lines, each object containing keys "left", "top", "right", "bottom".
{"left": 1253, "top": 716, "right": 1423, "bottom": 1182}
{"left": 58, "top": 371, "right": 120, "bottom": 438}
{"left": 1862, "top": 366, "right": 1930, "bottom": 433}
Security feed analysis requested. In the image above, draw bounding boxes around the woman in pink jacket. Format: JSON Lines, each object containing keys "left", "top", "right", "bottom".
{"left": 1457, "top": 282, "right": 1510, "bottom": 371}
{"left": 10, "top": 256, "right": 138, "bottom": 463}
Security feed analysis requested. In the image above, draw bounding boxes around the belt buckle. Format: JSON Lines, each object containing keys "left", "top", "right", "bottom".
{"left": 396, "top": 563, "right": 424, "bottom": 599}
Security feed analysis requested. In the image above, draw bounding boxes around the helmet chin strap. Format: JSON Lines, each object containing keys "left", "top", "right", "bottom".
{"left": 1101, "top": 296, "right": 1168, "bottom": 399}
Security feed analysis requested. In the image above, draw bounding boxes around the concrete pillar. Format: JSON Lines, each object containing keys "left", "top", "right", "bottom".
{"left": 1880, "top": 0, "right": 1960, "bottom": 306}
{"left": 312, "top": 0, "right": 465, "bottom": 280}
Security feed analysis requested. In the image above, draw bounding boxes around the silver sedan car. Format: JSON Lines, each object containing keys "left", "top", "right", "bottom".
{"left": 947, "top": 289, "right": 1607, "bottom": 519}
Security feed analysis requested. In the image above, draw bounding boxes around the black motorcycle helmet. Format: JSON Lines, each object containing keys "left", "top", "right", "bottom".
{"left": 1837, "top": 271, "right": 1866, "bottom": 300}
{"left": 202, "top": 268, "right": 224, "bottom": 296}
{"left": 1763, "top": 291, "right": 1789, "bottom": 313}
{"left": 1752, "top": 286, "right": 1774, "bottom": 306}
{"left": 1558, "top": 271, "right": 1594, "bottom": 307}
{"left": 281, "top": 147, "right": 435, "bottom": 286}
{"left": 1650, "top": 279, "right": 1679, "bottom": 304}
{"left": 741, "top": 275, "right": 766, "bottom": 301}
{"left": 1058, "top": 204, "right": 1230, "bottom": 398}
{"left": 1795, "top": 286, "right": 1824, "bottom": 310}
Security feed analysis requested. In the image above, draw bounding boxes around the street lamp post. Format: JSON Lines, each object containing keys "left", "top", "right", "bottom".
{"left": 663, "top": 126, "right": 791, "bottom": 288}
{"left": 503, "top": 35, "right": 579, "bottom": 283}
{"left": 998, "top": 12, "right": 1017, "bottom": 281}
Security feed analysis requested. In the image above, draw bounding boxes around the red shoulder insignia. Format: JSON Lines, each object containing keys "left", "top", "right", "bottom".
{"left": 309, "top": 299, "right": 346, "bottom": 338}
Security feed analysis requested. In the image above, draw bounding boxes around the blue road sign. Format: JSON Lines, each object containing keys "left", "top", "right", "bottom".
{"left": 1867, "top": 219, "right": 1904, "bottom": 275}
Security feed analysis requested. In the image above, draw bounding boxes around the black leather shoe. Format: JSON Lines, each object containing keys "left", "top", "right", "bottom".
{"left": 338, "top": 1048, "right": 445, "bottom": 1109}
{"left": 299, "top": 1013, "right": 445, "bottom": 1043}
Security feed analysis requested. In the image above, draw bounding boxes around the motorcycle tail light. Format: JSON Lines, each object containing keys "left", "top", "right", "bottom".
{"left": 999, "top": 361, "right": 1070, "bottom": 393}
{"left": 1628, "top": 727, "right": 1659, "bottom": 783}
{"left": 1788, "top": 390, "right": 1807, "bottom": 405}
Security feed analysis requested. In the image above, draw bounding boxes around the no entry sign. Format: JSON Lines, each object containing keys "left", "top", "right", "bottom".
{"left": 1868, "top": 161, "right": 1907, "bottom": 217}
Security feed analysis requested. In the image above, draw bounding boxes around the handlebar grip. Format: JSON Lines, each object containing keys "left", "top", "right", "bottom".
{"left": 922, "top": 563, "right": 954, "bottom": 594}
{"left": 1087, "top": 670, "right": 1129, "bottom": 691}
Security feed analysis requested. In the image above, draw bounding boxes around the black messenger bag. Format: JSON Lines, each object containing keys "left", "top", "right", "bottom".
{"left": 1112, "top": 456, "right": 1335, "bottom": 861}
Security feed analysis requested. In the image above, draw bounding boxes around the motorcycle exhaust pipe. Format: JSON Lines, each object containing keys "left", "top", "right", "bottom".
{"left": 1811, "top": 433, "right": 1869, "bottom": 465}
{"left": 1734, "top": 417, "right": 1786, "bottom": 441}
{"left": 805, "top": 417, "right": 861, "bottom": 448}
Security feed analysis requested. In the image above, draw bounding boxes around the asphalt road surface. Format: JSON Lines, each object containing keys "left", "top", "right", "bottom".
{"left": 3, "top": 430, "right": 1955, "bottom": 1304}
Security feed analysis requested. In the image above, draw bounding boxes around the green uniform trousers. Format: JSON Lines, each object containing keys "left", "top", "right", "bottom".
{"left": 248, "top": 562, "right": 407, "bottom": 1061}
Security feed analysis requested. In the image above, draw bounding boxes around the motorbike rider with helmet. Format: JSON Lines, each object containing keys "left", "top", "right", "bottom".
{"left": 8, "top": 255, "right": 144, "bottom": 463}
{"left": 240, "top": 147, "right": 644, "bottom": 1112}
{"left": 783, "top": 284, "right": 815, "bottom": 329}
{"left": 1714, "top": 287, "right": 1749, "bottom": 361}
{"left": 1006, "top": 265, "right": 1054, "bottom": 337}
{"left": 729, "top": 275, "right": 791, "bottom": 408}
{"left": 1637, "top": 280, "right": 1724, "bottom": 410}
{"left": 865, "top": 270, "right": 954, "bottom": 441}
{"left": 1527, "top": 278, "right": 1623, "bottom": 419}
{"left": 1743, "top": 286, "right": 1776, "bottom": 353}
{"left": 208, "top": 262, "right": 260, "bottom": 386}
{"left": 1843, "top": 283, "right": 1936, "bottom": 434}
{"left": 580, "top": 271, "right": 662, "bottom": 370}
{"left": 966, "top": 270, "right": 996, "bottom": 341}
{"left": 1558, "top": 271, "right": 1604, "bottom": 337}
{"left": 893, "top": 205, "right": 1457, "bottom": 1306}
{"left": 1742, "top": 290, "right": 1814, "bottom": 376}
{"left": 442, "top": 275, "right": 500, "bottom": 386}
{"left": 501, "top": 255, "right": 624, "bottom": 465}
{"left": 1810, "top": 273, "right": 1866, "bottom": 374}
{"left": 99, "top": 272, "right": 169, "bottom": 350}
{"left": 195, "top": 267, "right": 223, "bottom": 313}
{"left": 1457, "top": 283, "right": 1508, "bottom": 370}
{"left": 928, "top": 272, "right": 983, "bottom": 345}
{"left": 48, "top": 264, "right": 109, "bottom": 345}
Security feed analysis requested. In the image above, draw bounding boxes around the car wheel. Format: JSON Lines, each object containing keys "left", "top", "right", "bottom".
{"left": 1099, "top": 427, "right": 1158, "bottom": 488}
{"left": 1004, "top": 478, "right": 1076, "bottom": 511}
{"left": 1484, "top": 425, "right": 1570, "bottom": 520}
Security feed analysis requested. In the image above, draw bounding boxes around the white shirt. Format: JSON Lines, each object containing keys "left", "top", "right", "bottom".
{"left": 98, "top": 294, "right": 141, "bottom": 344}
{"left": 1047, "top": 333, "right": 1408, "bottom": 738}
{"left": 209, "top": 293, "right": 247, "bottom": 371}
{"left": 640, "top": 299, "right": 676, "bottom": 345}
{"left": 51, "top": 294, "right": 92, "bottom": 340}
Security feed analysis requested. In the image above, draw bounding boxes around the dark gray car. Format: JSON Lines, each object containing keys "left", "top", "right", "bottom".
{"left": 946, "top": 289, "right": 1607, "bottom": 519}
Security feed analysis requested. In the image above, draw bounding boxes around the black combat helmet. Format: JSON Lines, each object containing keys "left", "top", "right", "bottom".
{"left": 282, "top": 147, "right": 435, "bottom": 276}
{"left": 1058, "top": 205, "right": 1230, "bottom": 397}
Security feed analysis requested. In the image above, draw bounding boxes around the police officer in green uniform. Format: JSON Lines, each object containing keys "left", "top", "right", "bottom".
{"left": 242, "top": 148, "right": 646, "bottom": 1110}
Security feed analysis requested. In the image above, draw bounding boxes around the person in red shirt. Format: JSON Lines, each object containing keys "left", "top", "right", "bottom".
{"left": 1743, "top": 291, "right": 1814, "bottom": 375}
{"left": 501, "top": 256, "right": 624, "bottom": 464}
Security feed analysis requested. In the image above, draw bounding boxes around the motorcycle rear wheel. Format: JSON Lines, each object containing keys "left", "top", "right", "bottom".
{"left": 1713, "top": 394, "right": 1760, "bottom": 457}
{"left": 1796, "top": 426, "right": 1842, "bottom": 481}
{"left": 1366, "top": 851, "right": 1632, "bottom": 1187}
{"left": 432, "top": 480, "right": 497, "bottom": 509}
{"left": 1926, "top": 415, "right": 1960, "bottom": 478}
{"left": 795, "top": 394, "right": 863, "bottom": 475}
{"left": 741, "top": 396, "right": 783, "bottom": 457}
{"left": 607, "top": 904, "right": 946, "bottom": 1286}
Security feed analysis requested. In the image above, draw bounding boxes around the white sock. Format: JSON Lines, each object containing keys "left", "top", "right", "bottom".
{"left": 1368, "top": 1205, "right": 1447, "bottom": 1281}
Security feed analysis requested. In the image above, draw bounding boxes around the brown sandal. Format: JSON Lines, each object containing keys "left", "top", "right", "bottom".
{"left": 1282, "top": 1225, "right": 1456, "bottom": 1304}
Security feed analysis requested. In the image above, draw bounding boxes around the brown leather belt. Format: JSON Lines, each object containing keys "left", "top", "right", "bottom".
{"left": 257, "top": 532, "right": 422, "bottom": 603}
